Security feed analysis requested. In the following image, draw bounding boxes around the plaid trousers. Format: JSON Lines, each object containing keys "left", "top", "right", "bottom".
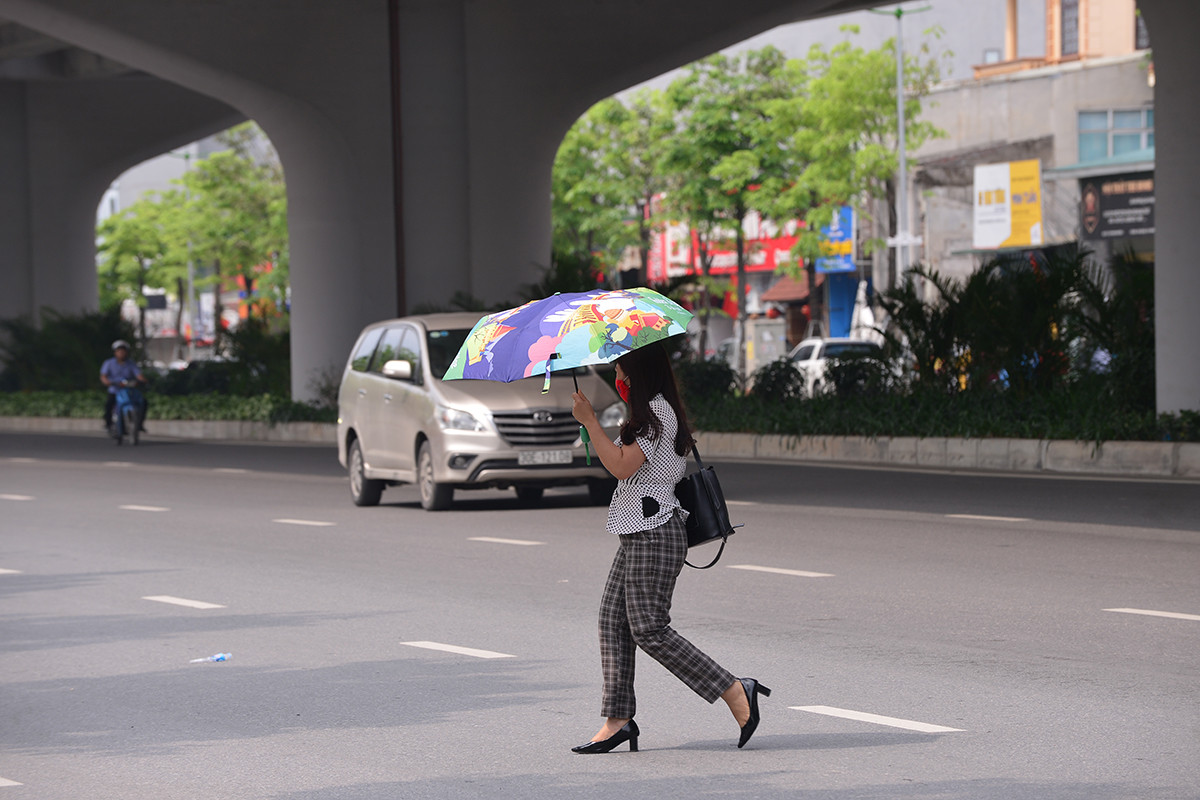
{"left": 598, "top": 510, "right": 736, "bottom": 718}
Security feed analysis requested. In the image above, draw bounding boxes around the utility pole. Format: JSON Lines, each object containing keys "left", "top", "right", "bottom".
{"left": 872, "top": 3, "right": 930, "bottom": 284}
{"left": 183, "top": 150, "right": 197, "bottom": 361}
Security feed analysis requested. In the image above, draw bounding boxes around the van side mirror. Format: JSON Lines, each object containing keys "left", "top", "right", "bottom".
{"left": 381, "top": 359, "right": 413, "bottom": 380}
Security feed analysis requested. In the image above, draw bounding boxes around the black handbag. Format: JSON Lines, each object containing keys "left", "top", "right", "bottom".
{"left": 676, "top": 443, "right": 741, "bottom": 569}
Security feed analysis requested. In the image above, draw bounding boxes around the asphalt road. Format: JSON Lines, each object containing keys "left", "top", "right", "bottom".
{"left": 2, "top": 431, "right": 1198, "bottom": 800}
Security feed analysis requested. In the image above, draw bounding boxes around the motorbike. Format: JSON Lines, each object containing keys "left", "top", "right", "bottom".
{"left": 113, "top": 381, "right": 145, "bottom": 446}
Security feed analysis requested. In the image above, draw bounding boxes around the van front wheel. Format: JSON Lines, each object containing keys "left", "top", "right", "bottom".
{"left": 349, "top": 439, "right": 384, "bottom": 507}
{"left": 418, "top": 440, "right": 453, "bottom": 511}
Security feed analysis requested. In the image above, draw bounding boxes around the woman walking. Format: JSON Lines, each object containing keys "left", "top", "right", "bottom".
{"left": 570, "top": 342, "right": 769, "bottom": 753}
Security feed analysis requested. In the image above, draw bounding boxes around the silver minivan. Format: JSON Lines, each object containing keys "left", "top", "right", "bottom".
{"left": 337, "top": 312, "right": 625, "bottom": 510}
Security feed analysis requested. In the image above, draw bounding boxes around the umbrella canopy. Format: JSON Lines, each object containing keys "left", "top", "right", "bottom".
{"left": 443, "top": 287, "right": 693, "bottom": 384}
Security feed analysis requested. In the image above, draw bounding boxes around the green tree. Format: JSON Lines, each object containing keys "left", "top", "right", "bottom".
{"left": 552, "top": 91, "right": 673, "bottom": 278}
{"left": 178, "top": 142, "right": 289, "bottom": 351}
{"left": 766, "top": 29, "right": 945, "bottom": 322}
{"left": 97, "top": 194, "right": 187, "bottom": 343}
{"left": 660, "top": 46, "right": 799, "bottom": 377}
{"left": 96, "top": 123, "right": 288, "bottom": 356}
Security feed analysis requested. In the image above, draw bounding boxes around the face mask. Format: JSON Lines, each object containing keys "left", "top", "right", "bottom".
{"left": 616, "top": 377, "right": 630, "bottom": 404}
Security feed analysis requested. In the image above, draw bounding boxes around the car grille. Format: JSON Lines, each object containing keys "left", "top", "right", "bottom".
{"left": 492, "top": 410, "right": 580, "bottom": 447}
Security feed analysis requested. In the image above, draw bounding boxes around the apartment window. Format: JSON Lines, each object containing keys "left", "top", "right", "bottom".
{"left": 1062, "top": 0, "right": 1080, "bottom": 56}
{"left": 1079, "top": 108, "right": 1154, "bottom": 162}
{"left": 1135, "top": 7, "right": 1150, "bottom": 50}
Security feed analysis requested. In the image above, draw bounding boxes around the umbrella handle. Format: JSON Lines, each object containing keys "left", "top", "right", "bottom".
{"left": 570, "top": 370, "right": 591, "bottom": 465}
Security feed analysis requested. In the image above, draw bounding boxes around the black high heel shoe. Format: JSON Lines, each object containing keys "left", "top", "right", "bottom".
{"left": 737, "top": 678, "right": 771, "bottom": 749}
{"left": 571, "top": 719, "right": 639, "bottom": 754}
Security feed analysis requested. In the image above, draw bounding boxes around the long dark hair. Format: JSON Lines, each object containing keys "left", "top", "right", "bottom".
{"left": 616, "top": 342, "right": 695, "bottom": 457}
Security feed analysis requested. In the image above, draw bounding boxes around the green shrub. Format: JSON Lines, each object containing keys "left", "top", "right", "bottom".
{"left": 748, "top": 358, "right": 803, "bottom": 401}
{"left": 825, "top": 355, "right": 896, "bottom": 398}
{"left": 0, "top": 308, "right": 136, "bottom": 392}
{"left": 675, "top": 358, "right": 738, "bottom": 405}
{"left": 0, "top": 390, "right": 335, "bottom": 424}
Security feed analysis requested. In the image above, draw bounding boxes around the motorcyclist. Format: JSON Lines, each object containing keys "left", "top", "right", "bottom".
{"left": 100, "top": 339, "right": 148, "bottom": 434}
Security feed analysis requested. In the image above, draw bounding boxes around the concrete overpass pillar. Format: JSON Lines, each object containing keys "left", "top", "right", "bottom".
{"left": 0, "top": 0, "right": 398, "bottom": 400}
{"left": 0, "top": 75, "right": 240, "bottom": 325}
{"left": 0, "top": 84, "right": 33, "bottom": 323}
{"left": 1141, "top": 0, "right": 1200, "bottom": 414}
{"left": 398, "top": 0, "right": 471, "bottom": 308}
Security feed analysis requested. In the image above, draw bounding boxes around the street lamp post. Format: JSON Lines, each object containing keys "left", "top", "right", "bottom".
{"left": 872, "top": 3, "right": 930, "bottom": 285}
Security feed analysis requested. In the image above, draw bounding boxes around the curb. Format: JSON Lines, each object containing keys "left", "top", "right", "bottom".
{"left": 0, "top": 416, "right": 336, "bottom": 444}
{"left": 693, "top": 431, "right": 1200, "bottom": 481}
{"left": 2, "top": 416, "right": 1196, "bottom": 480}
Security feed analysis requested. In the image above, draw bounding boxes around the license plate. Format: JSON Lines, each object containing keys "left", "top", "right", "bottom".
{"left": 518, "top": 449, "right": 573, "bottom": 466}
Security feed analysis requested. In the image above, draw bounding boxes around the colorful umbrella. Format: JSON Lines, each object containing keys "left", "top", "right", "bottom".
{"left": 442, "top": 287, "right": 694, "bottom": 387}
{"left": 442, "top": 287, "right": 694, "bottom": 465}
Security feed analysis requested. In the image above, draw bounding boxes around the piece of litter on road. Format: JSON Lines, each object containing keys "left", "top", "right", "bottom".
{"left": 190, "top": 653, "right": 232, "bottom": 663}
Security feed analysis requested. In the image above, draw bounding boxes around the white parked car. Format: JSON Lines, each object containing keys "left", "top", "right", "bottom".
{"left": 787, "top": 337, "right": 884, "bottom": 397}
{"left": 337, "top": 312, "right": 625, "bottom": 510}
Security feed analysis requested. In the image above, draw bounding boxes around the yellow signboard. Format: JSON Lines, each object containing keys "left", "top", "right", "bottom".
{"left": 973, "top": 159, "right": 1044, "bottom": 248}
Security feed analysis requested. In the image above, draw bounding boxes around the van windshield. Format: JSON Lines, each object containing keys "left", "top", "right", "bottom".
{"left": 426, "top": 328, "right": 473, "bottom": 380}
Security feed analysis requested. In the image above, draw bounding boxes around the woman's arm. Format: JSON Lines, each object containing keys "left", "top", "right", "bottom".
{"left": 572, "top": 390, "right": 645, "bottom": 480}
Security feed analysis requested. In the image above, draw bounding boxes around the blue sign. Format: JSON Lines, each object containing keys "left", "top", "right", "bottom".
{"left": 816, "top": 206, "right": 856, "bottom": 273}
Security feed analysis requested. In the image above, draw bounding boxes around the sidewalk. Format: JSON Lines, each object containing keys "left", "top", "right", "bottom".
{"left": 2, "top": 416, "right": 1197, "bottom": 480}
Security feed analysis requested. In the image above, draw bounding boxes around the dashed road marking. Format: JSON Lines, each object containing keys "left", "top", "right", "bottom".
{"left": 728, "top": 564, "right": 834, "bottom": 578}
{"left": 7, "top": 457, "right": 36, "bottom": 463}
{"left": 273, "top": 518, "right": 336, "bottom": 527}
{"left": 1105, "top": 607, "right": 1200, "bottom": 622}
{"left": 120, "top": 504, "right": 169, "bottom": 512}
{"left": 0, "top": 494, "right": 33, "bottom": 501}
{"left": 468, "top": 536, "right": 544, "bottom": 546}
{"left": 726, "top": 500, "right": 756, "bottom": 506}
{"left": 401, "top": 641, "right": 514, "bottom": 659}
{"left": 104, "top": 461, "right": 135, "bottom": 468}
{"left": 143, "top": 595, "right": 226, "bottom": 610}
{"left": 792, "top": 705, "right": 964, "bottom": 733}
{"left": 214, "top": 468, "right": 249, "bottom": 474}
{"left": 0, "top": 568, "right": 22, "bottom": 575}
{"left": 946, "top": 513, "right": 1029, "bottom": 523}
{"left": 0, "top": 777, "right": 23, "bottom": 787}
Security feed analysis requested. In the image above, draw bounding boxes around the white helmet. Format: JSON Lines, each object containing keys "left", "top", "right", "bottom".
{"left": 111, "top": 339, "right": 131, "bottom": 352}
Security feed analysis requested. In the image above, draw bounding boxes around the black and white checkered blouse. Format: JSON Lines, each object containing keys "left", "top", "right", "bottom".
{"left": 605, "top": 393, "right": 690, "bottom": 535}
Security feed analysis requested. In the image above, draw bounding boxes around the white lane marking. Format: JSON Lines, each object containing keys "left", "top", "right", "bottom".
{"left": 1105, "top": 607, "right": 1200, "bottom": 622}
{"left": 728, "top": 564, "right": 834, "bottom": 578}
{"left": 273, "top": 518, "right": 336, "bottom": 527}
{"left": 214, "top": 468, "right": 249, "bottom": 474}
{"left": 793, "top": 706, "right": 964, "bottom": 733}
{"left": 0, "top": 494, "right": 33, "bottom": 501}
{"left": 120, "top": 504, "right": 169, "bottom": 512}
{"left": 0, "top": 777, "right": 23, "bottom": 787}
{"left": 0, "top": 568, "right": 23, "bottom": 575}
{"left": 401, "top": 641, "right": 514, "bottom": 659}
{"left": 143, "top": 595, "right": 226, "bottom": 610}
{"left": 8, "top": 457, "right": 36, "bottom": 463}
{"left": 726, "top": 500, "right": 756, "bottom": 506}
{"left": 946, "top": 513, "right": 1029, "bottom": 523}
{"left": 468, "top": 536, "right": 545, "bottom": 546}
{"left": 104, "top": 461, "right": 135, "bottom": 467}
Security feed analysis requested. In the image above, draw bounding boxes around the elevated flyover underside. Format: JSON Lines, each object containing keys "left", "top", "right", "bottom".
{"left": 0, "top": 0, "right": 1194, "bottom": 414}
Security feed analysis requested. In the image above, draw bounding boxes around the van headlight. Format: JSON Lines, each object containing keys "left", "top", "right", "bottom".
{"left": 598, "top": 401, "right": 625, "bottom": 429}
{"left": 436, "top": 405, "right": 487, "bottom": 432}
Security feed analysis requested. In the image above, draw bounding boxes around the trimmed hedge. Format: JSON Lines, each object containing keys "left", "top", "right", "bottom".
{"left": 682, "top": 384, "right": 1199, "bottom": 443}
{"left": 0, "top": 391, "right": 335, "bottom": 425}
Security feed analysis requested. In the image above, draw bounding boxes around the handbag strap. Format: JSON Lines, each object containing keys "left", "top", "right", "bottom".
{"left": 685, "top": 535, "right": 727, "bottom": 570}
{"left": 690, "top": 441, "right": 704, "bottom": 468}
